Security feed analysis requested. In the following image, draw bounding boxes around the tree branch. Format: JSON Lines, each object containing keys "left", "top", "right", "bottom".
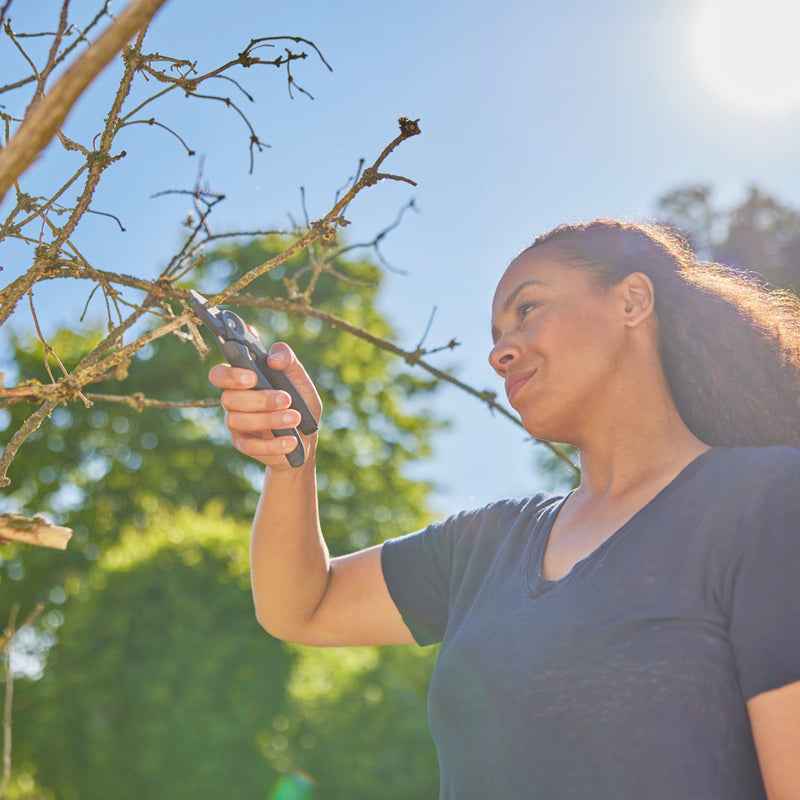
{"left": 0, "top": 602, "right": 44, "bottom": 798}
{"left": 0, "top": 0, "right": 171, "bottom": 203}
{"left": 0, "top": 513, "right": 73, "bottom": 550}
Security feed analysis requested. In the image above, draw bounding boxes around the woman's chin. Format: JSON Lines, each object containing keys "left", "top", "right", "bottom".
{"left": 518, "top": 412, "right": 574, "bottom": 447}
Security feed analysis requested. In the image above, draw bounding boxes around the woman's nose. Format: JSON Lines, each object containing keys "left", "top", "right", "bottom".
{"left": 488, "top": 339, "right": 517, "bottom": 376}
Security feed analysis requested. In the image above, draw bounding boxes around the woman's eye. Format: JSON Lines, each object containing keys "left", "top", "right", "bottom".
{"left": 517, "top": 301, "right": 540, "bottom": 320}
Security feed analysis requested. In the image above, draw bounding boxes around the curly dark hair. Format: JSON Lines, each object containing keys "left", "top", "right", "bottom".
{"left": 526, "top": 219, "right": 800, "bottom": 448}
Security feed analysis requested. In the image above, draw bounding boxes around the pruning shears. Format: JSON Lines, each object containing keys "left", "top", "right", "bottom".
{"left": 189, "top": 290, "right": 318, "bottom": 468}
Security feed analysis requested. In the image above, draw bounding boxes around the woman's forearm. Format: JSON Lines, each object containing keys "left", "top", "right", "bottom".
{"left": 249, "top": 454, "right": 331, "bottom": 640}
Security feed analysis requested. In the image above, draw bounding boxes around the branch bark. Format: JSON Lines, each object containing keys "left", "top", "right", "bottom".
{"left": 0, "top": 604, "right": 15, "bottom": 800}
{"left": 0, "top": 0, "right": 171, "bottom": 203}
{"left": 0, "top": 602, "right": 44, "bottom": 799}
{"left": 0, "top": 513, "right": 73, "bottom": 550}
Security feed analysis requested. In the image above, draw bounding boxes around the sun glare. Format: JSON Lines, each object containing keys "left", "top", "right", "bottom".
{"left": 690, "top": 0, "right": 800, "bottom": 115}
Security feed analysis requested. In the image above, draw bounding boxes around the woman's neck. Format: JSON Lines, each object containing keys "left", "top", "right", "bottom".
{"left": 571, "top": 355, "right": 710, "bottom": 502}
{"left": 574, "top": 407, "right": 709, "bottom": 504}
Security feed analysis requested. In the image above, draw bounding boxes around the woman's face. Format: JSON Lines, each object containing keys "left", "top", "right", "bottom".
{"left": 489, "top": 249, "right": 630, "bottom": 444}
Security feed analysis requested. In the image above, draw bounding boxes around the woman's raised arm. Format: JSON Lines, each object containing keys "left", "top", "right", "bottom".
{"left": 209, "top": 343, "right": 415, "bottom": 647}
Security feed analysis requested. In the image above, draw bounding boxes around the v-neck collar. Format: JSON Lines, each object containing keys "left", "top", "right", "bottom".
{"left": 525, "top": 447, "right": 720, "bottom": 598}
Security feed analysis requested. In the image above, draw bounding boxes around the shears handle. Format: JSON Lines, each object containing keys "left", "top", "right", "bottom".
{"left": 190, "top": 291, "right": 318, "bottom": 468}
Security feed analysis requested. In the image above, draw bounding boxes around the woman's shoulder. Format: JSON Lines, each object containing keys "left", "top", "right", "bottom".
{"left": 688, "top": 445, "right": 800, "bottom": 523}
{"left": 448, "top": 491, "right": 563, "bottom": 528}
{"left": 705, "top": 444, "right": 800, "bottom": 481}
{"left": 425, "top": 492, "right": 564, "bottom": 551}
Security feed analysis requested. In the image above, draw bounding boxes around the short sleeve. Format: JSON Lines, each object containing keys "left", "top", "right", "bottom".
{"left": 728, "top": 472, "right": 800, "bottom": 700}
{"left": 381, "top": 516, "right": 457, "bottom": 646}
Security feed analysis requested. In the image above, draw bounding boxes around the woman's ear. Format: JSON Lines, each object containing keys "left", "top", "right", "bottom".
{"left": 620, "top": 272, "right": 655, "bottom": 326}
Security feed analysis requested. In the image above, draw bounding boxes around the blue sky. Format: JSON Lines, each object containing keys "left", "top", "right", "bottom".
{"left": 4, "top": 0, "right": 800, "bottom": 513}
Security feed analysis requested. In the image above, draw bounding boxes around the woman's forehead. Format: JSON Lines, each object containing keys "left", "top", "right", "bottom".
{"left": 494, "top": 250, "right": 565, "bottom": 301}
{"left": 491, "top": 249, "right": 601, "bottom": 316}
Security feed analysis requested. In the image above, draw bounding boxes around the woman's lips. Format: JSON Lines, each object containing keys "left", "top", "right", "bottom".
{"left": 506, "top": 370, "right": 536, "bottom": 404}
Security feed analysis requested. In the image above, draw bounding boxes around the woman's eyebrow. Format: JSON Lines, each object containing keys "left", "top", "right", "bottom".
{"left": 502, "top": 279, "right": 547, "bottom": 312}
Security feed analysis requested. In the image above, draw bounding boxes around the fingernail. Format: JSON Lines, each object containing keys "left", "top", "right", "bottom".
{"left": 269, "top": 350, "right": 287, "bottom": 365}
{"left": 238, "top": 372, "right": 255, "bottom": 386}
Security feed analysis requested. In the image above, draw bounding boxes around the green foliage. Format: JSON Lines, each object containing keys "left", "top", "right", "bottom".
{"left": 15, "top": 504, "right": 291, "bottom": 799}
{"left": 200, "top": 236, "right": 443, "bottom": 553}
{"left": 1, "top": 236, "right": 441, "bottom": 615}
{"left": 3, "top": 236, "right": 442, "bottom": 797}
{"left": 280, "top": 644, "right": 439, "bottom": 799}
{"left": 658, "top": 185, "right": 800, "bottom": 291}
{"left": 14, "top": 504, "right": 439, "bottom": 799}
{"left": 534, "top": 443, "right": 580, "bottom": 494}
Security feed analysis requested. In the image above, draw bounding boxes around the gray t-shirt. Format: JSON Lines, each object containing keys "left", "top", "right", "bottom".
{"left": 381, "top": 446, "right": 800, "bottom": 799}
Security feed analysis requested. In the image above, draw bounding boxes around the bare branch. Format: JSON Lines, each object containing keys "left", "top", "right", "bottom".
{"left": 0, "top": 2, "right": 112, "bottom": 96}
{"left": 0, "top": 399, "right": 59, "bottom": 487}
{"left": 0, "top": 84, "right": 578, "bottom": 491}
{"left": 0, "top": 603, "right": 18, "bottom": 799}
{"left": 1, "top": 602, "right": 44, "bottom": 798}
{"left": 0, "top": 0, "right": 16, "bottom": 32}
{"left": 0, "top": 23, "right": 146, "bottom": 327}
{"left": 34, "top": 0, "right": 73, "bottom": 103}
{"left": 334, "top": 198, "right": 417, "bottom": 273}
{"left": 217, "top": 117, "right": 422, "bottom": 304}
{"left": 83, "top": 392, "right": 219, "bottom": 410}
{"left": 264, "top": 301, "right": 580, "bottom": 476}
{"left": 0, "top": 0, "right": 171, "bottom": 203}
{"left": 0, "top": 514, "right": 73, "bottom": 550}
{"left": 119, "top": 116, "right": 196, "bottom": 155}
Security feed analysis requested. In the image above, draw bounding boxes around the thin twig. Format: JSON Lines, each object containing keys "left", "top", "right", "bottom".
{"left": 0, "top": 0, "right": 171, "bottom": 203}
{"left": 217, "top": 117, "right": 422, "bottom": 304}
{"left": 0, "top": 2, "right": 112, "bottom": 96}
{"left": 0, "top": 602, "right": 44, "bottom": 798}
{"left": 83, "top": 392, "right": 219, "bottom": 410}
{"left": 34, "top": 0, "right": 73, "bottom": 103}
{"left": 0, "top": 604, "right": 17, "bottom": 799}
{"left": 0, "top": 399, "right": 59, "bottom": 488}
{"left": 0, "top": 0, "right": 16, "bottom": 32}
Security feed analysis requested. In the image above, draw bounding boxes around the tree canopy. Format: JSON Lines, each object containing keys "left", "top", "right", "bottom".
{"left": 658, "top": 185, "right": 800, "bottom": 291}
{"left": 3, "top": 239, "right": 442, "bottom": 798}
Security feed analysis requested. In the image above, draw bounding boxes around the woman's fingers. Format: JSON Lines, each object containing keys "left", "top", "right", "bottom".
{"left": 265, "top": 342, "right": 323, "bottom": 421}
{"left": 220, "top": 384, "right": 293, "bottom": 414}
{"left": 208, "top": 363, "right": 258, "bottom": 390}
{"left": 225, "top": 407, "right": 301, "bottom": 433}
{"left": 207, "top": 343, "right": 321, "bottom": 468}
{"left": 233, "top": 431, "right": 300, "bottom": 461}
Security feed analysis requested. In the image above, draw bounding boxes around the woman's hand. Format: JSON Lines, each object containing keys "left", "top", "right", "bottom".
{"left": 208, "top": 342, "right": 322, "bottom": 470}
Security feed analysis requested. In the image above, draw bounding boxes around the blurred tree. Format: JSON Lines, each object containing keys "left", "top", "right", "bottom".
{"left": 15, "top": 504, "right": 291, "bottom": 799}
{"left": 0, "top": 236, "right": 441, "bottom": 616}
{"left": 268, "top": 771, "right": 316, "bottom": 800}
{"left": 534, "top": 443, "right": 580, "bottom": 494}
{"left": 14, "top": 504, "right": 439, "bottom": 799}
{"left": 657, "top": 185, "right": 800, "bottom": 291}
{"left": 0, "top": 6, "right": 451, "bottom": 797}
{"left": 278, "top": 644, "right": 438, "bottom": 799}
{"left": 2, "top": 238, "right": 442, "bottom": 797}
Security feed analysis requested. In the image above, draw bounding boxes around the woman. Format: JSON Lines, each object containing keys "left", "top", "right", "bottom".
{"left": 209, "top": 219, "right": 800, "bottom": 799}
